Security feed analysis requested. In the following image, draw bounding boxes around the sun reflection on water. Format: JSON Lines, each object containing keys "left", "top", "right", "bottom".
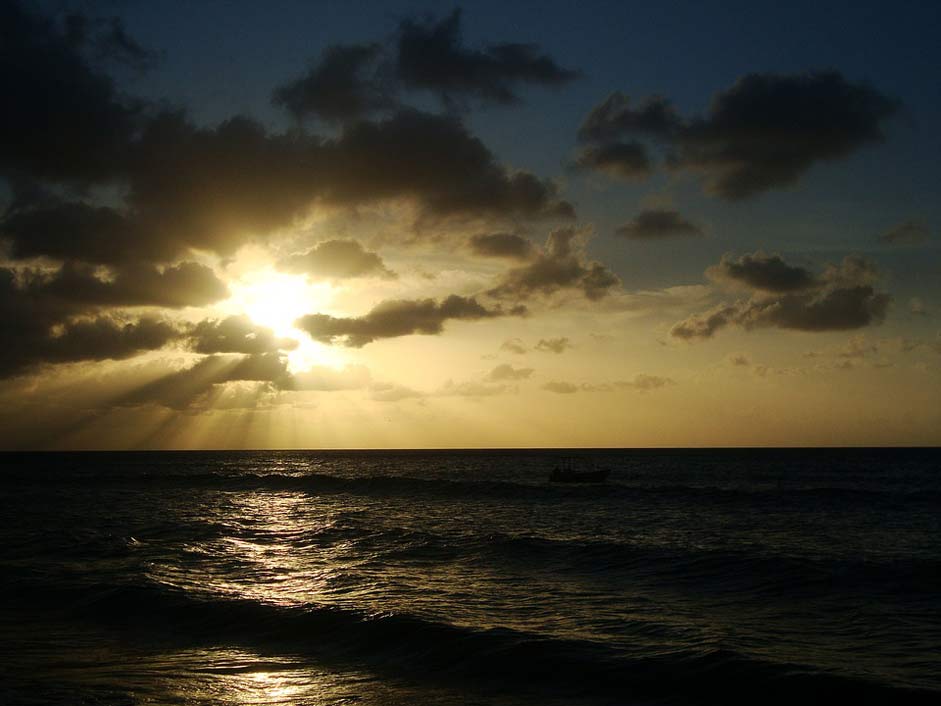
{"left": 147, "top": 490, "right": 351, "bottom": 608}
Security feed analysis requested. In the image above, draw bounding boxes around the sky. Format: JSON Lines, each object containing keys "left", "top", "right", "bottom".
{"left": 1, "top": 0, "right": 939, "bottom": 449}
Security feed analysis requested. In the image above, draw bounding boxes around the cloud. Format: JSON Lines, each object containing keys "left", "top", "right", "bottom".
{"left": 909, "top": 297, "right": 928, "bottom": 316}
{"left": 0, "top": 1, "right": 143, "bottom": 184}
{"left": 187, "top": 315, "right": 297, "bottom": 355}
{"left": 535, "top": 337, "right": 572, "bottom": 353}
{"left": 615, "top": 209, "right": 703, "bottom": 240}
{"left": 488, "top": 227, "right": 620, "bottom": 302}
{"left": 94, "top": 16, "right": 157, "bottom": 72}
{"left": 372, "top": 366, "right": 529, "bottom": 401}
{"left": 542, "top": 381, "right": 578, "bottom": 394}
{"left": 7, "top": 108, "right": 572, "bottom": 264}
{"left": 500, "top": 338, "right": 527, "bottom": 354}
{"left": 273, "top": 9, "right": 577, "bottom": 121}
{"left": 369, "top": 381, "right": 423, "bottom": 402}
{"left": 395, "top": 9, "right": 578, "bottom": 108}
{"left": 467, "top": 233, "right": 535, "bottom": 260}
{"left": 440, "top": 379, "right": 508, "bottom": 397}
{"left": 616, "top": 374, "right": 675, "bottom": 391}
{"left": 574, "top": 141, "right": 651, "bottom": 180}
{"left": 486, "top": 363, "right": 533, "bottom": 381}
{"left": 0, "top": 268, "right": 183, "bottom": 377}
{"left": 29, "top": 261, "right": 229, "bottom": 309}
{"left": 296, "top": 295, "right": 525, "bottom": 347}
{"left": 36, "top": 316, "right": 179, "bottom": 367}
{"left": 65, "top": 11, "right": 158, "bottom": 73}
{"left": 321, "top": 109, "right": 574, "bottom": 223}
{"left": 578, "top": 71, "right": 899, "bottom": 199}
{"left": 4, "top": 2, "right": 576, "bottom": 279}
{"left": 542, "top": 374, "right": 675, "bottom": 393}
{"left": 878, "top": 220, "right": 930, "bottom": 245}
{"left": 273, "top": 43, "right": 394, "bottom": 123}
{"left": 278, "top": 239, "right": 395, "bottom": 279}
{"left": 672, "top": 254, "right": 891, "bottom": 340}
{"left": 0, "top": 258, "right": 228, "bottom": 377}
{"left": 1, "top": 198, "right": 177, "bottom": 265}
{"left": 578, "top": 94, "right": 679, "bottom": 143}
{"left": 117, "top": 353, "right": 292, "bottom": 409}
{"left": 707, "top": 252, "right": 818, "bottom": 292}
{"left": 834, "top": 335, "right": 880, "bottom": 359}
{"left": 804, "top": 335, "right": 930, "bottom": 366}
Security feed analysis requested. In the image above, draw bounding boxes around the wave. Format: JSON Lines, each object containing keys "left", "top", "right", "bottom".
{"left": 4, "top": 578, "right": 935, "bottom": 704}
{"left": 7, "top": 516, "right": 938, "bottom": 602}
{"left": 7, "top": 468, "right": 940, "bottom": 507}
{"left": 463, "top": 534, "right": 941, "bottom": 596}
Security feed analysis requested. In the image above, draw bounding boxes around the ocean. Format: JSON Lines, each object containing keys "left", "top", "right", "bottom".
{"left": 1, "top": 448, "right": 938, "bottom": 705}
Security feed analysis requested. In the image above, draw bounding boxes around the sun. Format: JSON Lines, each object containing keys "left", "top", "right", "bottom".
{"left": 233, "top": 272, "right": 312, "bottom": 337}
{"left": 226, "top": 270, "right": 344, "bottom": 371}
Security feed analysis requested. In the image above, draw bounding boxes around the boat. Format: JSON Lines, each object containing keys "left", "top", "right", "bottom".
{"left": 549, "top": 459, "right": 611, "bottom": 483}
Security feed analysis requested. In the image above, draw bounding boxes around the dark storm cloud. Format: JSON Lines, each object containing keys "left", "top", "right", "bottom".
{"left": 2, "top": 261, "right": 225, "bottom": 320}
{"left": 296, "top": 295, "right": 524, "bottom": 347}
{"left": 486, "top": 363, "right": 533, "bottom": 381}
{"left": 578, "top": 72, "right": 899, "bottom": 199}
{"left": 34, "top": 262, "right": 229, "bottom": 309}
{"left": 878, "top": 220, "right": 930, "bottom": 245}
{"left": 0, "top": 260, "right": 226, "bottom": 377}
{"left": 39, "top": 316, "right": 179, "bottom": 365}
{"left": 187, "top": 315, "right": 298, "bottom": 355}
{"left": 0, "top": 266, "right": 183, "bottom": 376}
{"left": 671, "top": 254, "right": 890, "bottom": 340}
{"left": 467, "top": 233, "right": 535, "bottom": 260}
{"left": 3, "top": 1, "right": 576, "bottom": 280}
{"left": 535, "top": 337, "right": 572, "bottom": 353}
{"left": 578, "top": 94, "right": 679, "bottom": 143}
{"left": 65, "top": 12, "right": 158, "bottom": 72}
{"left": 321, "top": 109, "right": 574, "bottom": 222}
{"left": 97, "top": 17, "right": 157, "bottom": 71}
{"left": 615, "top": 209, "right": 704, "bottom": 240}
{"left": 396, "top": 9, "right": 578, "bottom": 107}
{"left": 273, "top": 43, "right": 394, "bottom": 123}
{"left": 3, "top": 107, "right": 571, "bottom": 265}
{"left": 125, "top": 112, "right": 326, "bottom": 257}
{"left": 488, "top": 228, "right": 620, "bottom": 302}
{"left": 0, "top": 1, "right": 142, "bottom": 184}
{"left": 574, "top": 141, "right": 652, "bottom": 180}
{"left": 274, "top": 9, "right": 578, "bottom": 121}
{"left": 707, "top": 252, "right": 817, "bottom": 292}
{"left": 278, "top": 239, "right": 395, "bottom": 279}
{"left": 1, "top": 199, "right": 177, "bottom": 265}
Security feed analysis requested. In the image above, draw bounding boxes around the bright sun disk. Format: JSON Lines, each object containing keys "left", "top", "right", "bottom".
{"left": 227, "top": 271, "right": 344, "bottom": 371}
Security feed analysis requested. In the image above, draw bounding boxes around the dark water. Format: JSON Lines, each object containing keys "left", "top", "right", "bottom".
{"left": 1, "top": 449, "right": 939, "bottom": 705}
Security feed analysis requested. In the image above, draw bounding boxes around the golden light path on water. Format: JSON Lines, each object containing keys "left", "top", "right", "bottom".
{"left": 134, "top": 490, "right": 483, "bottom": 704}
{"left": 146, "top": 490, "right": 345, "bottom": 607}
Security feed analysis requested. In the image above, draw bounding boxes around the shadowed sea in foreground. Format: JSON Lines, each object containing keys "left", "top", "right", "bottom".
{"left": 1, "top": 448, "right": 939, "bottom": 705}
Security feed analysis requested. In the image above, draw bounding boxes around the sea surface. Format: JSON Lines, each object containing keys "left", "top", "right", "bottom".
{"left": 1, "top": 448, "right": 939, "bottom": 705}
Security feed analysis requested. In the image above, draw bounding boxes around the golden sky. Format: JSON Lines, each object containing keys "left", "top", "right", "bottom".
{"left": 0, "top": 3, "right": 939, "bottom": 448}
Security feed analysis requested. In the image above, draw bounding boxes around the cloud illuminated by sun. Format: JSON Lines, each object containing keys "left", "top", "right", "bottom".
{"left": 224, "top": 270, "right": 345, "bottom": 371}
